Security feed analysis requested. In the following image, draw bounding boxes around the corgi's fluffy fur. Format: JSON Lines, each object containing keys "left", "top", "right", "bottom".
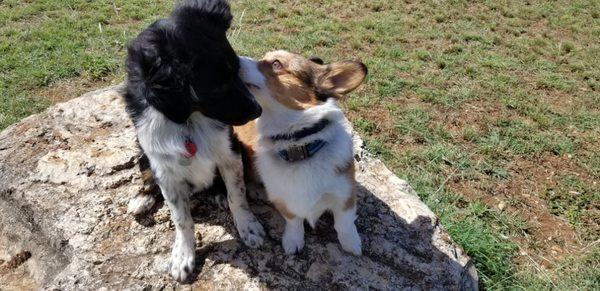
{"left": 236, "top": 51, "right": 367, "bottom": 255}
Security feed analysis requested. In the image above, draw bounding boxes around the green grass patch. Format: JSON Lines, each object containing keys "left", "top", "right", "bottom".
{"left": 0, "top": 0, "right": 175, "bottom": 129}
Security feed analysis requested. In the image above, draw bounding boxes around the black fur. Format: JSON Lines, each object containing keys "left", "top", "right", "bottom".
{"left": 228, "top": 127, "right": 241, "bottom": 154}
{"left": 269, "top": 119, "right": 330, "bottom": 141}
{"left": 308, "top": 56, "right": 324, "bottom": 65}
{"left": 124, "top": 0, "right": 261, "bottom": 126}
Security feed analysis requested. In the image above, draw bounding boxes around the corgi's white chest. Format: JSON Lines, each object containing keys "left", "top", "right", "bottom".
{"left": 255, "top": 122, "right": 354, "bottom": 220}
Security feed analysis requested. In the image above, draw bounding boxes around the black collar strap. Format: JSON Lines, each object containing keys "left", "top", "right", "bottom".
{"left": 270, "top": 119, "right": 330, "bottom": 141}
{"left": 278, "top": 140, "right": 327, "bottom": 162}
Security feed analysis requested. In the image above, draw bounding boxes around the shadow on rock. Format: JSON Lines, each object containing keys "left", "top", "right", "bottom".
{"left": 137, "top": 182, "right": 478, "bottom": 290}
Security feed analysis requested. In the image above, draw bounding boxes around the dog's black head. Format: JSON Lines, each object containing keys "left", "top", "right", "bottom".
{"left": 125, "top": 0, "right": 261, "bottom": 125}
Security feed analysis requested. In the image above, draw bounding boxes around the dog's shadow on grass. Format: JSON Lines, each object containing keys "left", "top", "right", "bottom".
{"left": 133, "top": 181, "right": 479, "bottom": 289}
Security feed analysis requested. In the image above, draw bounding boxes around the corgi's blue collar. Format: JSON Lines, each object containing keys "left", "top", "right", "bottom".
{"left": 278, "top": 139, "right": 327, "bottom": 162}
{"left": 271, "top": 118, "right": 330, "bottom": 162}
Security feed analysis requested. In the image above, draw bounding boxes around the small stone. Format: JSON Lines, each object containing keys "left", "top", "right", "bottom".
{"left": 497, "top": 201, "right": 507, "bottom": 211}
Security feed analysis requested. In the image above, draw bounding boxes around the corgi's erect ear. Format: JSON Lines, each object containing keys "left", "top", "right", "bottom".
{"left": 317, "top": 61, "right": 367, "bottom": 98}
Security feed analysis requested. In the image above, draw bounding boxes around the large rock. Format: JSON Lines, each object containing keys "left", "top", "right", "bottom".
{"left": 0, "top": 87, "right": 478, "bottom": 290}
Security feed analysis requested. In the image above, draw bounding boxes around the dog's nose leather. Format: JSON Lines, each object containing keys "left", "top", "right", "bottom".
{"left": 252, "top": 102, "right": 262, "bottom": 118}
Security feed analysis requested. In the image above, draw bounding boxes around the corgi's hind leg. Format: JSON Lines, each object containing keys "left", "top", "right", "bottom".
{"left": 282, "top": 217, "right": 305, "bottom": 254}
{"left": 273, "top": 199, "right": 305, "bottom": 254}
{"left": 333, "top": 191, "right": 361, "bottom": 256}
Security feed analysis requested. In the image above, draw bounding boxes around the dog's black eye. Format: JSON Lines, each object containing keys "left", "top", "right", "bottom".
{"left": 272, "top": 60, "right": 283, "bottom": 72}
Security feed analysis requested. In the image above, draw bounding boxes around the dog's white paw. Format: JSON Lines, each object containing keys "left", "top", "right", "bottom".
{"left": 338, "top": 229, "right": 362, "bottom": 256}
{"left": 233, "top": 212, "right": 265, "bottom": 248}
{"left": 282, "top": 224, "right": 304, "bottom": 255}
{"left": 168, "top": 244, "right": 195, "bottom": 282}
{"left": 127, "top": 194, "right": 156, "bottom": 215}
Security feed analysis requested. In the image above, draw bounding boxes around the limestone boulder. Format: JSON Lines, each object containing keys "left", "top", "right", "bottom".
{"left": 0, "top": 87, "right": 477, "bottom": 290}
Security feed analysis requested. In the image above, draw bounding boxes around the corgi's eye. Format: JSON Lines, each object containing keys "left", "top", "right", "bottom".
{"left": 272, "top": 60, "right": 283, "bottom": 71}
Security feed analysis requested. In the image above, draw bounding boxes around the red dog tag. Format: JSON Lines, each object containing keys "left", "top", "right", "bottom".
{"left": 184, "top": 139, "right": 197, "bottom": 158}
{"left": 179, "top": 139, "right": 197, "bottom": 166}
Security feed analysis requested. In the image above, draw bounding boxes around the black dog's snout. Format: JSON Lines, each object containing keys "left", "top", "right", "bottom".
{"left": 250, "top": 98, "right": 262, "bottom": 119}
{"left": 234, "top": 76, "right": 262, "bottom": 120}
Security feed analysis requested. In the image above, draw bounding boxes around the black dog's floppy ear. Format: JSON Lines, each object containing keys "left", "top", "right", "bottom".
{"left": 143, "top": 48, "right": 193, "bottom": 124}
{"left": 126, "top": 23, "right": 193, "bottom": 124}
{"left": 309, "top": 56, "right": 324, "bottom": 65}
{"left": 145, "top": 85, "right": 193, "bottom": 124}
{"left": 316, "top": 61, "right": 368, "bottom": 98}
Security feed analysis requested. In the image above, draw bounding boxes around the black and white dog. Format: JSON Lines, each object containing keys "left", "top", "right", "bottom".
{"left": 123, "top": 0, "right": 264, "bottom": 281}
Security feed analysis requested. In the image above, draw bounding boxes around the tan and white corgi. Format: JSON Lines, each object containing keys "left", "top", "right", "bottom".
{"left": 235, "top": 51, "right": 367, "bottom": 255}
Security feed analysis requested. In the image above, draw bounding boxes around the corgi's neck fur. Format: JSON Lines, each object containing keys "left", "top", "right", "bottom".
{"left": 256, "top": 98, "right": 345, "bottom": 142}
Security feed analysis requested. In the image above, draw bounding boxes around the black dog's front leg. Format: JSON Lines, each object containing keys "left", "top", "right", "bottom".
{"left": 158, "top": 180, "right": 196, "bottom": 282}
{"left": 218, "top": 156, "right": 265, "bottom": 248}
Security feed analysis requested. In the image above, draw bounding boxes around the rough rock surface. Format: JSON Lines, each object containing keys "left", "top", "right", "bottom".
{"left": 0, "top": 87, "right": 478, "bottom": 290}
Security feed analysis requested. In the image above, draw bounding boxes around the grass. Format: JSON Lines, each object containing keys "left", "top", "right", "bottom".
{"left": 1, "top": 0, "right": 599, "bottom": 289}
{"left": 0, "top": 0, "right": 172, "bottom": 129}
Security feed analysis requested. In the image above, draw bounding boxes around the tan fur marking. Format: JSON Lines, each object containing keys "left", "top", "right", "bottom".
{"left": 344, "top": 190, "right": 357, "bottom": 211}
{"left": 318, "top": 61, "right": 367, "bottom": 97}
{"left": 233, "top": 121, "right": 259, "bottom": 183}
{"left": 336, "top": 158, "right": 355, "bottom": 177}
{"left": 272, "top": 199, "right": 296, "bottom": 220}
{"left": 140, "top": 168, "right": 158, "bottom": 194}
{"left": 141, "top": 168, "right": 154, "bottom": 183}
{"left": 257, "top": 51, "right": 367, "bottom": 111}
{"left": 336, "top": 159, "right": 357, "bottom": 210}
{"left": 233, "top": 120, "right": 258, "bottom": 150}
{"left": 258, "top": 53, "right": 321, "bottom": 110}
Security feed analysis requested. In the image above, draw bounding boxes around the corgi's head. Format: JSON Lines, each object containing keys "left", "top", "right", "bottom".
{"left": 239, "top": 50, "right": 367, "bottom": 112}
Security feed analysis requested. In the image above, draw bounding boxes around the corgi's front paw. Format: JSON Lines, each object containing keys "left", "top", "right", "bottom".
{"left": 282, "top": 221, "right": 305, "bottom": 254}
{"left": 338, "top": 229, "right": 362, "bottom": 256}
{"left": 282, "top": 231, "right": 304, "bottom": 254}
